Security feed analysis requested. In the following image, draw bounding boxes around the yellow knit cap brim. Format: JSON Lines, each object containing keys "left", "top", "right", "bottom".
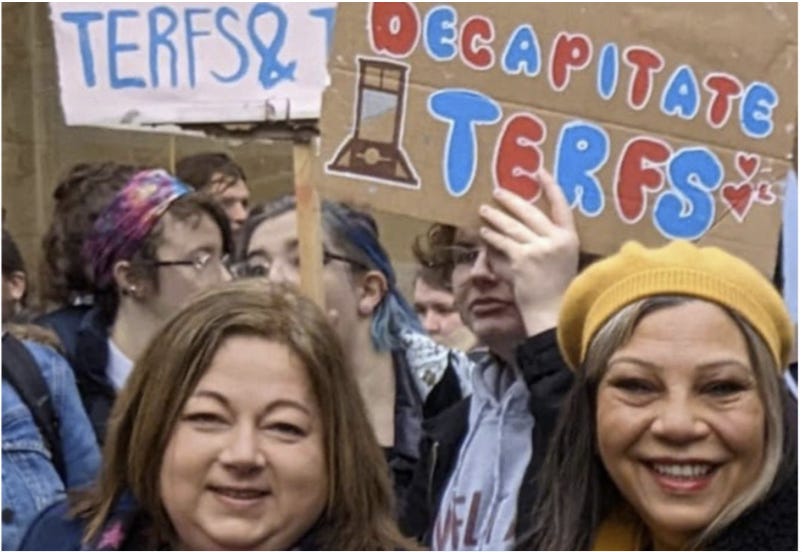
{"left": 558, "top": 241, "right": 793, "bottom": 371}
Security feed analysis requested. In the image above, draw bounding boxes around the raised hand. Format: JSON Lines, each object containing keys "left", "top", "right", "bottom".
{"left": 478, "top": 169, "right": 580, "bottom": 336}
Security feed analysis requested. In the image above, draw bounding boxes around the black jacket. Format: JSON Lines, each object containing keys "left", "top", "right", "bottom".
{"left": 399, "top": 329, "right": 573, "bottom": 545}
{"left": 65, "top": 306, "right": 116, "bottom": 444}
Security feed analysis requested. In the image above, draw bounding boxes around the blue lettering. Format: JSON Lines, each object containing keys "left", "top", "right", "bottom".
{"left": 249, "top": 3, "right": 297, "bottom": 89}
{"left": 60, "top": 12, "right": 104, "bottom": 87}
{"left": 502, "top": 24, "right": 540, "bottom": 76}
{"left": 654, "top": 148, "right": 722, "bottom": 239}
{"left": 428, "top": 89, "right": 501, "bottom": 197}
{"left": 740, "top": 82, "right": 778, "bottom": 138}
{"left": 212, "top": 8, "right": 248, "bottom": 83}
{"left": 309, "top": 7, "right": 336, "bottom": 56}
{"left": 108, "top": 10, "right": 146, "bottom": 89}
{"left": 661, "top": 65, "right": 699, "bottom": 119}
{"left": 597, "top": 42, "right": 618, "bottom": 100}
{"left": 184, "top": 8, "right": 212, "bottom": 88}
{"left": 554, "top": 121, "right": 609, "bottom": 216}
{"left": 424, "top": 6, "right": 457, "bottom": 61}
{"left": 147, "top": 7, "right": 178, "bottom": 88}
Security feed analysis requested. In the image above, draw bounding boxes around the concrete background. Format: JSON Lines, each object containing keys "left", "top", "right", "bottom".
{"left": 2, "top": 3, "right": 429, "bottom": 308}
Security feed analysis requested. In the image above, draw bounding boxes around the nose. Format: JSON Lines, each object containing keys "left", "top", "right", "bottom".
{"left": 422, "top": 310, "right": 441, "bottom": 335}
{"left": 650, "top": 394, "right": 709, "bottom": 444}
{"left": 219, "top": 423, "right": 265, "bottom": 471}
{"left": 230, "top": 203, "right": 248, "bottom": 227}
{"left": 220, "top": 260, "right": 233, "bottom": 282}
{"left": 467, "top": 247, "right": 497, "bottom": 282}
{"left": 267, "top": 258, "right": 297, "bottom": 285}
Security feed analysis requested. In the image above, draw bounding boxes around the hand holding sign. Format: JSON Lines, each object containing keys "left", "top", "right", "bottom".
{"left": 479, "top": 170, "right": 579, "bottom": 336}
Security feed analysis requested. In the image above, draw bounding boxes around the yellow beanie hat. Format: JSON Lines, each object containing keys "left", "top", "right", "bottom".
{"left": 558, "top": 240, "right": 793, "bottom": 372}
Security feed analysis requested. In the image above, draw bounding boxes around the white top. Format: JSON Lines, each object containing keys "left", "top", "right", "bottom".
{"left": 107, "top": 338, "right": 133, "bottom": 391}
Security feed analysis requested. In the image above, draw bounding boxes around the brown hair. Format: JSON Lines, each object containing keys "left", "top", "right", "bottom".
{"left": 40, "top": 163, "right": 142, "bottom": 305}
{"left": 175, "top": 152, "right": 246, "bottom": 192}
{"left": 94, "top": 192, "right": 232, "bottom": 324}
{"left": 74, "top": 280, "right": 415, "bottom": 550}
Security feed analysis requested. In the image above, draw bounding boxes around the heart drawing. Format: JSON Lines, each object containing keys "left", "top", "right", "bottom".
{"left": 755, "top": 181, "right": 777, "bottom": 205}
{"left": 721, "top": 183, "right": 754, "bottom": 222}
{"left": 735, "top": 152, "right": 759, "bottom": 180}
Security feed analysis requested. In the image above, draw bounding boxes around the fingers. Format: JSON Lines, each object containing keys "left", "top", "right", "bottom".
{"left": 487, "top": 187, "right": 555, "bottom": 237}
{"left": 479, "top": 203, "right": 539, "bottom": 244}
{"left": 537, "top": 169, "right": 576, "bottom": 231}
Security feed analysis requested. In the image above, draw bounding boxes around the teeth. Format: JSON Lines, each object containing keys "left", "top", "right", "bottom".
{"left": 216, "top": 488, "right": 266, "bottom": 499}
{"left": 652, "top": 463, "right": 712, "bottom": 478}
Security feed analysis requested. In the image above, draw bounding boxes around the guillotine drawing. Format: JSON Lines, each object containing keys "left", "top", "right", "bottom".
{"left": 327, "top": 58, "right": 419, "bottom": 187}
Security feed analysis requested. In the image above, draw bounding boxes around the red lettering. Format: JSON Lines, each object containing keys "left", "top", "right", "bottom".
{"left": 460, "top": 16, "right": 495, "bottom": 69}
{"left": 369, "top": 2, "right": 420, "bottom": 57}
{"left": 614, "top": 137, "right": 671, "bottom": 223}
{"left": 549, "top": 32, "right": 592, "bottom": 91}
{"left": 624, "top": 46, "right": 664, "bottom": 109}
{"left": 704, "top": 73, "right": 743, "bottom": 128}
{"left": 463, "top": 492, "right": 483, "bottom": 546}
{"left": 494, "top": 113, "right": 546, "bottom": 201}
{"left": 433, "top": 506, "right": 454, "bottom": 550}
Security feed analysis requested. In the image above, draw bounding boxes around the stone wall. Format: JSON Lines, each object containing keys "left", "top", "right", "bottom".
{"left": 2, "top": 3, "right": 427, "bottom": 306}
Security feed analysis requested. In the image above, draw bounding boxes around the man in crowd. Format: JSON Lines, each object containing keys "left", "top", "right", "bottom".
{"left": 176, "top": 152, "right": 251, "bottom": 235}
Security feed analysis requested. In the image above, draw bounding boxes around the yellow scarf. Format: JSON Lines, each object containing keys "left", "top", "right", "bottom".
{"left": 593, "top": 506, "right": 645, "bottom": 550}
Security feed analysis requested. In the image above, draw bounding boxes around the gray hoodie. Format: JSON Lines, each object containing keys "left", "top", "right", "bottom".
{"left": 431, "top": 355, "right": 534, "bottom": 550}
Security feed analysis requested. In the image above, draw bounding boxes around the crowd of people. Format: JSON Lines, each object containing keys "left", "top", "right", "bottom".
{"left": 1, "top": 151, "right": 797, "bottom": 550}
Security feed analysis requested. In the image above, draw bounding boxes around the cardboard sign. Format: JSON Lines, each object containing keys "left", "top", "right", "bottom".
{"left": 317, "top": 3, "right": 797, "bottom": 275}
{"left": 49, "top": 2, "right": 335, "bottom": 125}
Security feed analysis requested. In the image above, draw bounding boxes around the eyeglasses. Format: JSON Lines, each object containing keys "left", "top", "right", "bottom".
{"left": 232, "top": 249, "right": 370, "bottom": 279}
{"left": 147, "top": 252, "right": 231, "bottom": 274}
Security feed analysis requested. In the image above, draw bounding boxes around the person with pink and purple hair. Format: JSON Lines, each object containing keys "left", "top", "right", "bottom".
{"left": 70, "top": 169, "right": 232, "bottom": 444}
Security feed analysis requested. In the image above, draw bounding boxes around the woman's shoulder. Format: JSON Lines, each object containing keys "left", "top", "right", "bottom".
{"left": 19, "top": 499, "right": 85, "bottom": 550}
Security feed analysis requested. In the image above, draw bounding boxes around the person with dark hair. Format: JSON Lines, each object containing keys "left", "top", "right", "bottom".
{"left": 400, "top": 170, "right": 578, "bottom": 550}
{"left": 2, "top": 229, "right": 101, "bottom": 550}
{"left": 522, "top": 240, "right": 797, "bottom": 551}
{"left": 36, "top": 162, "right": 142, "bottom": 355}
{"left": 237, "top": 195, "right": 476, "bottom": 511}
{"left": 69, "top": 169, "right": 233, "bottom": 444}
{"left": 21, "top": 281, "right": 417, "bottom": 550}
{"left": 175, "top": 152, "right": 250, "bottom": 234}
{"left": 411, "top": 262, "right": 478, "bottom": 353}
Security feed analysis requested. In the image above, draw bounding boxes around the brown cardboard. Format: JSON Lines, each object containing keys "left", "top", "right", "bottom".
{"left": 316, "top": 3, "right": 797, "bottom": 276}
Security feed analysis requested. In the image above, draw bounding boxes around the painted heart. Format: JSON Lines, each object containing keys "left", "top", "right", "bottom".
{"left": 755, "top": 181, "right": 777, "bottom": 205}
{"left": 721, "top": 182, "right": 754, "bottom": 222}
{"left": 735, "top": 152, "right": 759, "bottom": 180}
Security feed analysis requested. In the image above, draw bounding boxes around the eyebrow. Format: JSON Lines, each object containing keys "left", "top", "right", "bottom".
{"left": 189, "top": 390, "right": 313, "bottom": 416}
{"left": 608, "top": 357, "right": 752, "bottom": 373}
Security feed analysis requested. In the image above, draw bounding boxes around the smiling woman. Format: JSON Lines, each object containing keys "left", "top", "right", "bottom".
{"left": 20, "top": 280, "right": 417, "bottom": 550}
{"left": 520, "top": 240, "right": 797, "bottom": 551}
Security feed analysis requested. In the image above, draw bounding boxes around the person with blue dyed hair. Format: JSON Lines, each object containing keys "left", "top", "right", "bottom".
{"left": 237, "top": 195, "right": 476, "bottom": 511}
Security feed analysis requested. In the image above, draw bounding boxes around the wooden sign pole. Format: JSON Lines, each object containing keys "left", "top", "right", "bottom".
{"left": 293, "top": 139, "right": 325, "bottom": 308}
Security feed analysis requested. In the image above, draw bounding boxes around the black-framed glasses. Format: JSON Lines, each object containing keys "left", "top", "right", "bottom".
{"left": 232, "top": 249, "right": 370, "bottom": 279}
{"left": 323, "top": 250, "right": 370, "bottom": 272}
{"left": 147, "top": 252, "right": 231, "bottom": 274}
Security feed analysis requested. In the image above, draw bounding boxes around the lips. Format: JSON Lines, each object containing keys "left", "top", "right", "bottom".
{"left": 208, "top": 485, "right": 270, "bottom": 505}
{"left": 644, "top": 460, "right": 720, "bottom": 493}
{"left": 469, "top": 298, "right": 511, "bottom": 315}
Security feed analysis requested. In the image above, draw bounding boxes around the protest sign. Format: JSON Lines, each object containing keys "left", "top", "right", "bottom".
{"left": 317, "top": 3, "right": 797, "bottom": 275}
{"left": 49, "top": 2, "right": 335, "bottom": 126}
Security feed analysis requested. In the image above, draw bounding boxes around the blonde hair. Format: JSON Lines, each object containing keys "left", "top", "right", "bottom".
{"left": 73, "top": 280, "right": 415, "bottom": 550}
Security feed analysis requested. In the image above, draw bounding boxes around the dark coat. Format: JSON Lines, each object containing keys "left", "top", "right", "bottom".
{"left": 63, "top": 307, "right": 116, "bottom": 444}
{"left": 399, "top": 329, "right": 573, "bottom": 545}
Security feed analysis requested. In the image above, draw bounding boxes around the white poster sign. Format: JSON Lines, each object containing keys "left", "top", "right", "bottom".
{"left": 49, "top": 2, "right": 335, "bottom": 126}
